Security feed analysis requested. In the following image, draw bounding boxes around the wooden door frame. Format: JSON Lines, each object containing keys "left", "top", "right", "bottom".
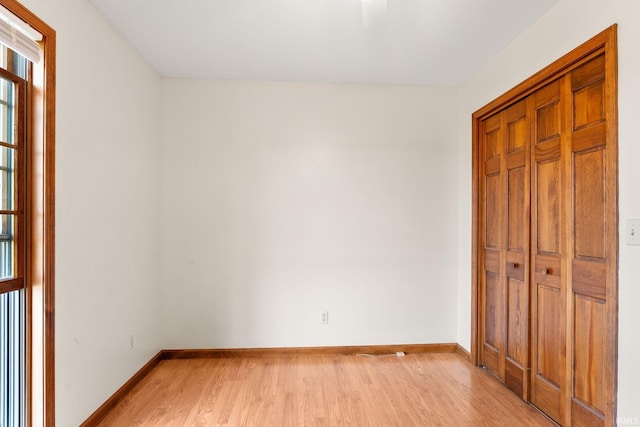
{"left": 471, "top": 25, "right": 618, "bottom": 421}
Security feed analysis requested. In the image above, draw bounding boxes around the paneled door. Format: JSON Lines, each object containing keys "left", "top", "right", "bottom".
{"left": 530, "top": 53, "right": 614, "bottom": 426}
{"left": 473, "top": 26, "right": 618, "bottom": 427}
{"left": 566, "top": 53, "right": 613, "bottom": 426}
{"left": 530, "top": 78, "right": 565, "bottom": 424}
{"left": 478, "top": 99, "right": 530, "bottom": 399}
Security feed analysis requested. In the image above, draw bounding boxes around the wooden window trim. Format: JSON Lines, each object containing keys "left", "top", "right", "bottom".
{"left": 0, "top": 1, "right": 56, "bottom": 425}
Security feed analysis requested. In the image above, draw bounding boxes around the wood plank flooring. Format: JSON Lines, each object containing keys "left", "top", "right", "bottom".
{"left": 96, "top": 352, "right": 554, "bottom": 426}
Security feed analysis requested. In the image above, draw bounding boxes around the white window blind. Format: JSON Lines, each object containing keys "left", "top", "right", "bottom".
{"left": 0, "top": 6, "right": 41, "bottom": 63}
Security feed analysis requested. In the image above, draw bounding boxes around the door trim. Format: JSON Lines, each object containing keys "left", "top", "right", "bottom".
{"left": 471, "top": 25, "right": 618, "bottom": 423}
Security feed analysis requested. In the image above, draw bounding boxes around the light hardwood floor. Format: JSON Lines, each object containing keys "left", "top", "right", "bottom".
{"left": 96, "top": 352, "right": 554, "bottom": 426}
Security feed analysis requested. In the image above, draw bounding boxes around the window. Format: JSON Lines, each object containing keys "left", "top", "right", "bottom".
{"left": 0, "top": 1, "right": 56, "bottom": 424}
{"left": 0, "top": 46, "right": 27, "bottom": 427}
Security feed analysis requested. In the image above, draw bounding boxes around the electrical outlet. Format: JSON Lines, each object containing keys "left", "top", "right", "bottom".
{"left": 627, "top": 219, "right": 640, "bottom": 246}
{"left": 320, "top": 310, "right": 329, "bottom": 325}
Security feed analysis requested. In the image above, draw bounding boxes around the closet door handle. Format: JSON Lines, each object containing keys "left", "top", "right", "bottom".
{"left": 541, "top": 268, "right": 549, "bottom": 275}
{"left": 508, "top": 262, "right": 519, "bottom": 269}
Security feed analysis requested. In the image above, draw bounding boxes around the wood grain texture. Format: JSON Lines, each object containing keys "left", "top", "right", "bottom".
{"left": 568, "top": 52, "right": 613, "bottom": 426}
{"left": 472, "top": 27, "right": 615, "bottom": 120}
{"left": 162, "top": 343, "right": 458, "bottom": 359}
{"left": 455, "top": 344, "right": 471, "bottom": 362}
{"left": 477, "top": 79, "right": 532, "bottom": 399}
{"left": 473, "top": 25, "right": 618, "bottom": 427}
{"left": 530, "top": 76, "right": 566, "bottom": 425}
{"left": 93, "top": 353, "right": 554, "bottom": 427}
{"left": 603, "top": 28, "right": 619, "bottom": 427}
{"left": 83, "top": 344, "right": 458, "bottom": 425}
{"left": 80, "top": 352, "right": 164, "bottom": 427}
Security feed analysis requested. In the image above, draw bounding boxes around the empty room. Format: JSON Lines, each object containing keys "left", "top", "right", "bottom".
{"left": 0, "top": 0, "right": 639, "bottom": 425}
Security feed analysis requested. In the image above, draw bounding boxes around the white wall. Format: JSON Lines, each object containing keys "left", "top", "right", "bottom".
{"left": 19, "top": 0, "right": 163, "bottom": 425}
{"left": 12, "top": 0, "right": 638, "bottom": 424}
{"left": 160, "top": 80, "right": 459, "bottom": 349}
{"left": 456, "top": 0, "right": 640, "bottom": 420}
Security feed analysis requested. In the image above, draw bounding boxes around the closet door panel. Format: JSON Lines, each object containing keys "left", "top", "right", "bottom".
{"left": 506, "top": 277, "right": 527, "bottom": 363}
{"left": 481, "top": 114, "right": 505, "bottom": 380}
{"left": 573, "top": 295, "right": 605, "bottom": 412}
{"left": 485, "top": 173, "right": 502, "bottom": 249}
{"left": 504, "top": 100, "right": 530, "bottom": 398}
{"left": 506, "top": 276, "right": 527, "bottom": 397}
{"left": 572, "top": 55, "right": 605, "bottom": 130}
{"left": 483, "top": 270, "right": 501, "bottom": 374}
{"left": 569, "top": 54, "right": 608, "bottom": 425}
{"left": 534, "top": 284, "right": 562, "bottom": 422}
{"left": 574, "top": 149, "right": 606, "bottom": 259}
{"left": 507, "top": 167, "right": 526, "bottom": 251}
{"left": 530, "top": 80, "right": 564, "bottom": 424}
{"left": 473, "top": 28, "right": 617, "bottom": 427}
{"left": 480, "top": 99, "right": 531, "bottom": 391}
{"left": 536, "top": 160, "right": 561, "bottom": 254}
{"left": 482, "top": 248, "right": 501, "bottom": 369}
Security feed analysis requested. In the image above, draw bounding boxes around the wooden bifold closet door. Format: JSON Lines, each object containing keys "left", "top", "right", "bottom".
{"left": 473, "top": 26, "right": 618, "bottom": 427}
{"left": 478, "top": 98, "right": 531, "bottom": 399}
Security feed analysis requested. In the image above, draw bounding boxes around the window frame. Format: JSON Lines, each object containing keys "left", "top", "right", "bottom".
{"left": 0, "top": 1, "right": 55, "bottom": 425}
{"left": 0, "top": 64, "right": 26, "bottom": 296}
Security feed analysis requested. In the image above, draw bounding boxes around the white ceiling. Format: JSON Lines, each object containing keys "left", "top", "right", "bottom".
{"left": 89, "top": 0, "right": 559, "bottom": 86}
